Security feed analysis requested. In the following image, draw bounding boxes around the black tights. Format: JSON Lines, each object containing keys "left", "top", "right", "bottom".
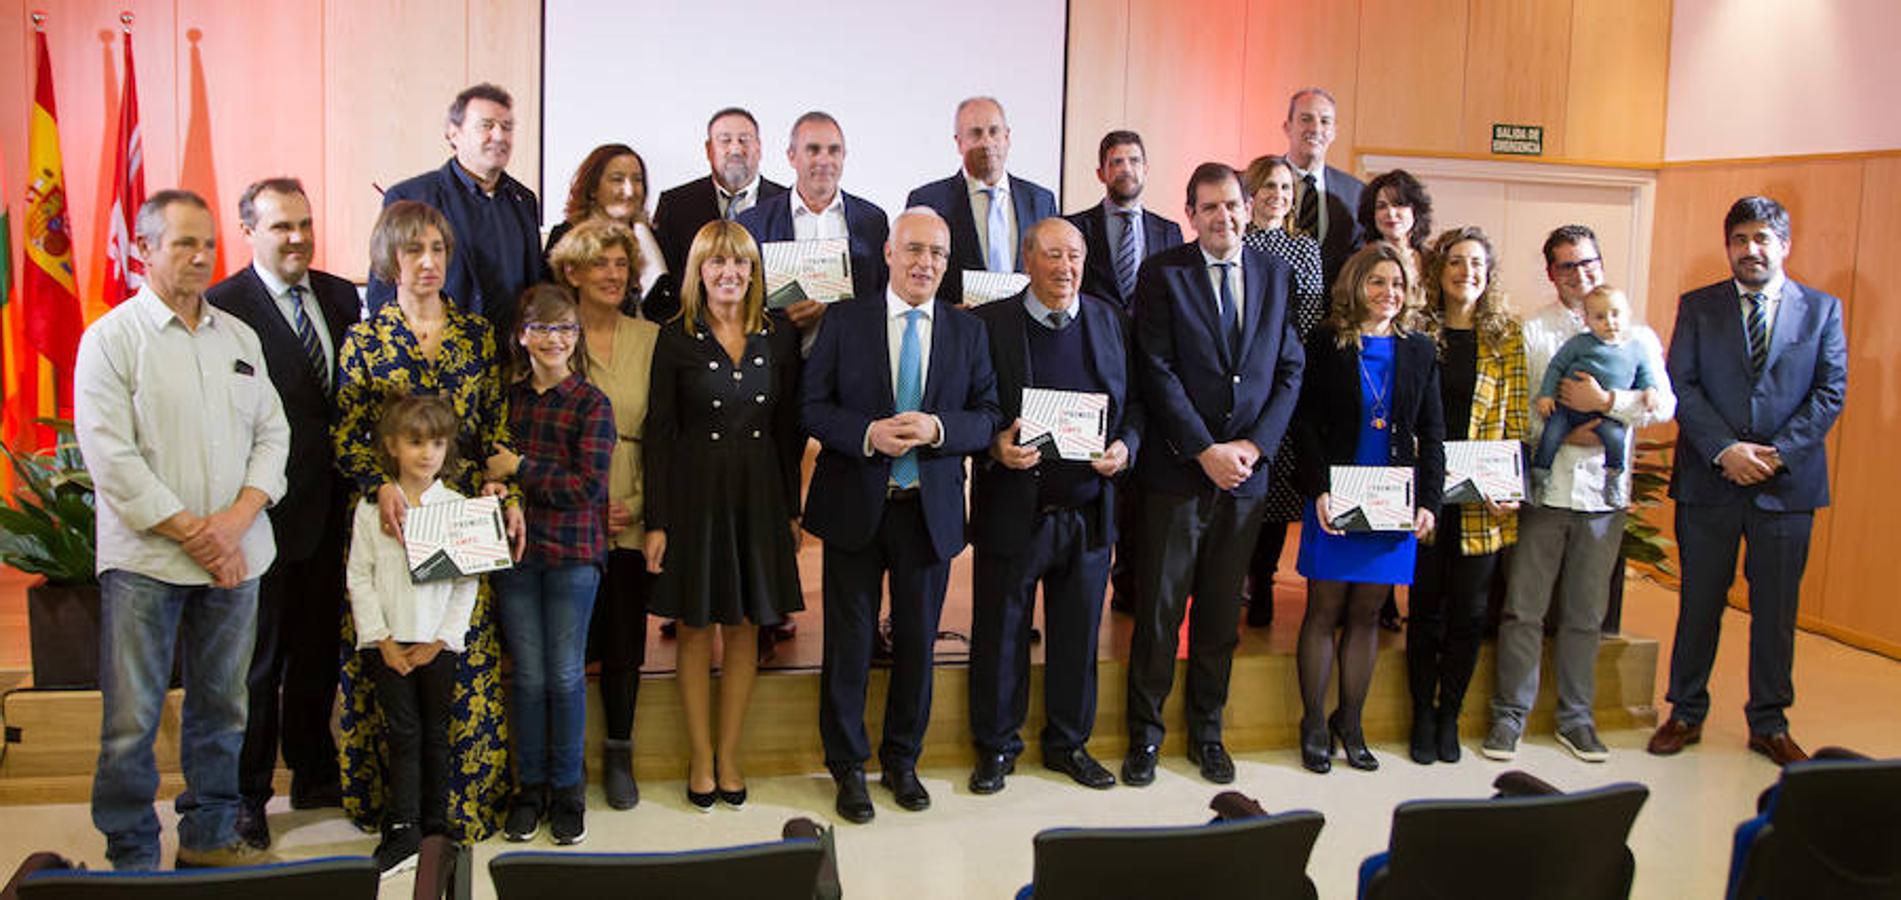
{"left": 591, "top": 548, "right": 653, "bottom": 741}
{"left": 1296, "top": 579, "right": 1389, "bottom": 733}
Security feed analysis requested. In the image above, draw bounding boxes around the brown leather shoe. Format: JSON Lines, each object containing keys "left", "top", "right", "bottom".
{"left": 1747, "top": 731, "right": 1809, "bottom": 767}
{"left": 1646, "top": 719, "right": 1703, "bottom": 755}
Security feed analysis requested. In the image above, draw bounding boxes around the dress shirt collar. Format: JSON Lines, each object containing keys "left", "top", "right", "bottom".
{"left": 1290, "top": 158, "right": 1326, "bottom": 184}
{"left": 886, "top": 287, "right": 935, "bottom": 322}
{"left": 1103, "top": 197, "right": 1143, "bottom": 218}
{"left": 413, "top": 479, "right": 456, "bottom": 507}
{"left": 131, "top": 284, "right": 220, "bottom": 332}
{"left": 1022, "top": 290, "right": 1080, "bottom": 328}
{"left": 449, "top": 158, "right": 507, "bottom": 197}
{"left": 791, "top": 187, "right": 845, "bottom": 219}
{"left": 517, "top": 369, "right": 587, "bottom": 399}
{"left": 718, "top": 174, "right": 761, "bottom": 204}
{"left": 1199, "top": 243, "right": 1244, "bottom": 267}
{"left": 251, "top": 260, "right": 313, "bottom": 302}
{"left": 966, "top": 171, "right": 1010, "bottom": 197}
{"left": 1733, "top": 274, "right": 1787, "bottom": 305}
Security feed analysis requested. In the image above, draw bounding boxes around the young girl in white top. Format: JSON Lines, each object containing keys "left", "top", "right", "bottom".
{"left": 346, "top": 394, "right": 477, "bottom": 878}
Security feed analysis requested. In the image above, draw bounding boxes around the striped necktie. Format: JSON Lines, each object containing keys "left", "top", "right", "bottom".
{"left": 1296, "top": 173, "right": 1319, "bottom": 237}
{"left": 891, "top": 309, "right": 924, "bottom": 488}
{"left": 1744, "top": 290, "right": 1769, "bottom": 379}
{"left": 287, "top": 285, "right": 330, "bottom": 394}
{"left": 1114, "top": 209, "right": 1140, "bottom": 301}
{"left": 723, "top": 188, "right": 747, "bottom": 220}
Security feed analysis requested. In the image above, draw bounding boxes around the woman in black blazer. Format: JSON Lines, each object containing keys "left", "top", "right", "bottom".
{"left": 1290, "top": 242, "right": 1445, "bottom": 774}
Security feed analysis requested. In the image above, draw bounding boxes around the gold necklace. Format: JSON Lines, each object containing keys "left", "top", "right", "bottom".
{"left": 1357, "top": 349, "right": 1390, "bottom": 431}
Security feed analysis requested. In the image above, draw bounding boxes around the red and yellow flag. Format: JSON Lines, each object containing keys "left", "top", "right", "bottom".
{"left": 1, "top": 142, "right": 35, "bottom": 467}
{"left": 104, "top": 26, "right": 146, "bottom": 306}
{"left": 23, "top": 27, "right": 84, "bottom": 403}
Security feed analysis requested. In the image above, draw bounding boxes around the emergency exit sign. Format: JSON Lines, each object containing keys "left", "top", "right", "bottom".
{"left": 1492, "top": 124, "right": 1544, "bottom": 156}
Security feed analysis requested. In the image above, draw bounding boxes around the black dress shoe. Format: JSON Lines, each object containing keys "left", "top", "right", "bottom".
{"left": 968, "top": 752, "right": 1014, "bottom": 795}
{"left": 235, "top": 803, "right": 270, "bottom": 850}
{"left": 1121, "top": 743, "right": 1159, "bottom": 786}
{"left": 1299, "top": 718, "right": 1332, "bottom": 773}
{"left": 1187, "top": 742, "right": 1236, "bottom": 784}
{"left": 1043, "top": 747, "right": 1116, "bottom": 789}
{"left": 288, "top": 777, "right": 343, "bottom": 810}
{"left": 1330, "top": 711, "right": 1379, "bottom": 771}
{"left": 1435, "top": 709, "right": 1463, "bottom": 763}
{"left": 879, "top": 767, "right": 931, "bottom": 811}
{"left": 831, "top": 766, "right": 874, "bottom": 824}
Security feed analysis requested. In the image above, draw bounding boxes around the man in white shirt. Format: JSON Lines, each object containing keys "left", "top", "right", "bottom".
{"left": 76, "top": 190, "right": 289, "bottom": 870}
{"left": 1484, "top": 224, "right": 1675, "bottom": 763}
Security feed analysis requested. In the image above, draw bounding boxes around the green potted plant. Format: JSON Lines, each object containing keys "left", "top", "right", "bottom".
{"left": 1601, "top": 436, "right": 1679, "bottom": 633}
{"left": 0, "top": 419, "right": 101, "bottom": 688}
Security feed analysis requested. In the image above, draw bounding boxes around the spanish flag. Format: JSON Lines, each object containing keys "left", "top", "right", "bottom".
{"left": 23, "top": 27, "right": 83, "bottom": 412}
{"left": 1, "top": 142, "right": 32, "bottom": 468}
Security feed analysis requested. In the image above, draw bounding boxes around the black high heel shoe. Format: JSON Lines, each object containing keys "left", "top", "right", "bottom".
{"left": 1299, "top": 717, "right": 1332, "bottom": 774}
{"left": 714, "top": 761, "right": 746, "bottom": 808}
{"left": 1330, "top": 711, "right": 1379, "bottom": 771}
{"left": 686, "top": 765, "right": 716, "bottom": 812}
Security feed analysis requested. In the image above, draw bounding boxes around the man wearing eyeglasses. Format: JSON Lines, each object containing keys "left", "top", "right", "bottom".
{"left": 1484, "top": 224, "right": 1675, "bottom": 764}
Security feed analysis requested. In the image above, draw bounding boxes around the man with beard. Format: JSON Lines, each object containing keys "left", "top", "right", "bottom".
{"left": 1065, "top": 130, "right": 1183, "bottom": 313}
{"left": 654, "top": 106, "right": 789, "bottom": 321}
{"left": 369, "top": 83, "right": 540, "bottom": 340}
{"left": 205, "top": 178, "right": 360, "bottom": 849}
{"left": 1122, "top": 164, "right": 1303, "bottom": 787}
{"left": 1647, "top": 196, "right": 1846, "bottom": 767}
{"left": 907, "top": 97, "right": 1058, "bottom": 306}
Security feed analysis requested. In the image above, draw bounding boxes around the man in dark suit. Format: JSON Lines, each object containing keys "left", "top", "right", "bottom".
{"left": 966, "top": 218, "right": 1140, "bottom": 796}
{"left": 905, "top": 97, "right": 1059, "bottom": 306}
{"left": 1283, "top": 88, "right": 1364, "bottom": 288}
{"left": 802, "top": 208, "right": 1001, "bottom": 823}
{"left": 654, "top": 107, "right": 788, "bottom": 309}
{"left": 736, "top": 110, "right": 889, "bottom": 348}
{"left": 1065, "top": 130, "right": 1184, "bottom": 312}
{"left": 1123, "top": 163, "right": 1303, "bottom": 787}
{"left": 367, "top": 83, "right": 540, "bottom": 340}
{"left": 205, "top": 178, "right": 361, "bottom": 849}
{"left": 1648, "top": 196, "right": 1848, "bottom": 766}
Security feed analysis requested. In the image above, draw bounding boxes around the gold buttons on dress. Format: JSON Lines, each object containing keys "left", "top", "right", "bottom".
{"left": 707, "top": 360, "right": 718, "bottom": 370}
{"left": 711, "top": 432, "right": 721, "bottom": 441}
{"left": 712, "top": 399, "right": 722, "bottom": 408}
{"left": 755, "top": 394, "right": 766, "bottom": 404}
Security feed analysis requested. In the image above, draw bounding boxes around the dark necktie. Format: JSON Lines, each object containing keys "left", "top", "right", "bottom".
{"left": 1048, "top": 309, "right": 1069, "bottom": 331}
{"left": 287, "top": 285, "right": 330, "bottom": 394}
{"left": 1113, "top": 209, "right": 1140, "bottom": 301}
{"left": 1296, "top": 173, "right": 1319, "bottom": 237}
{"left": 1213, "top": 261, "right": 1240, "bottom": 359}
{"left": 1744, "top": 291, "right": 1769, "bottom": 379}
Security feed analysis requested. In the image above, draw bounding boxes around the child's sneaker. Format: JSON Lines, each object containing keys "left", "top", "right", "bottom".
{"left": 503, "top": 784, "right": 547, "bottom": 842}
{"left": 1602, "top": 477, "right": 1628, "bottom": 508}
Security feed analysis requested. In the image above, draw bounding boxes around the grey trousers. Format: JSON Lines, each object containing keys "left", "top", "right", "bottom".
{"left": 1490, "top": 504, "right": 1626, "bottom": 733}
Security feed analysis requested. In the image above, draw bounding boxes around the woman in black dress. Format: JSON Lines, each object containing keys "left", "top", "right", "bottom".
{"left": 1240, "top": 154, "right": 1327, "bottom": 628}
{"left": 643, "top": 220, "right": 803, "bottom": 809}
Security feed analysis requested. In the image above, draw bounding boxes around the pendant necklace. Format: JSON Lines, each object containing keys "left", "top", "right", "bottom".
{"left": 1358, "top": 351, "right": 1390, "bottom": 431}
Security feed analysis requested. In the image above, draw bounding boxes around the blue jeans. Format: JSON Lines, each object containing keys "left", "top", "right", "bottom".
{"left": 92, "top": 569, "right": 258, "bottom": 870}
{"left": 494, "top": 561, "right": 600, "bottom": 788}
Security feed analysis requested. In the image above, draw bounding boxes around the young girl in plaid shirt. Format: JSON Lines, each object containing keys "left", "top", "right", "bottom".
{"left": 485, "top": 285, "right": 615, "bottom": 844}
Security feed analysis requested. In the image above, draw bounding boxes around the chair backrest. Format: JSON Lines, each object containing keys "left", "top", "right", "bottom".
{"left": 17, "top": 857, "right": 379, "bottom": 900}
{"left": 1026, "top": 809, "right": 1325, "bottom": 900}
{"left": 1729, "top": 757, "right": 1901, "bottom": 900}
{"left": 1363, "top": 782, "right": 1648, "bottom": 900}
{"left": 488, "top": 838, "right": 824, "bottom": 900}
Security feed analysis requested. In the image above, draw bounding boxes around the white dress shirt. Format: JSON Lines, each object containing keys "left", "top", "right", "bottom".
{"left": 965, "top": 172, "right": 1018, "bottom": 269}
{"left": 791, "top": 188, "right": 850, "bottom": 241}
{"left": 346, "top": 482, "right": 479, "bottom": 651}
{"left": 1199, "top": 244, "right": 1246, "bottom": 328}
{"left": 719, "top": 174, "right": 763, "bottom": 218}
{"left": 862, "top": 288, "right": 946, "bottom": 458}
{"left": 1522, "top": 299, "right": 1676, "bottom": 512}
{"left": 74, "top": 285, "right": 289, "bottom": 584}
{"left": 252, "top": 261, "right": 336, "bottom": 379}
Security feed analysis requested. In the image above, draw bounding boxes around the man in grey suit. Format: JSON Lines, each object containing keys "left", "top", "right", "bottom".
{"left": 1282, "top": 88, "right": 1363, "bottom": 289}
{"left": 1647, "top": 196, "right": 1848, "bottom": 766}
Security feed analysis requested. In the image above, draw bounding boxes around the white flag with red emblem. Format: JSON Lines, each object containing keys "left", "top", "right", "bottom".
{"left": 104, "top": 26, "right": 145, "bottom": 306}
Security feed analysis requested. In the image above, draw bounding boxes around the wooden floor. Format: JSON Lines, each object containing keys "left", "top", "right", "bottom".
{"left": 0, "top": 534, "right": 1657, "bottom": 804}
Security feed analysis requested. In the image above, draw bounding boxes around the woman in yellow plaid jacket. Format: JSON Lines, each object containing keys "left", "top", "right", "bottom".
{"left": 1405, "top": 226, "right": 1528, "bottom": 765}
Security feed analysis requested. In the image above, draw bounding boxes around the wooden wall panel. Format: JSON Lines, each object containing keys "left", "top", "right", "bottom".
{"left": 321, "top": 0, "right": 470, "bottom": 283}
{"left": 1060, "top": 0, "right": 1131, "bottom": 208}
{"left": 1565, "top": 0, "right": 1669, "bottom": 164}
{"left": 1354, "top": 0, "right": 1467, "bottom": 155}
{"left": 175, "top": 2, "right": 326, "bottom": 274}
{"left": 1238, "top": 0, "right": 1361, "bottom": 172}
{"left": 1818, "top": 156, "right": 1901, "bottom": 654}
{"left": 1461, "top": 0, "right": 1572, "bottom": 156}
{"left": 1120, "top": 0, "right": 1248, "bottom": 232}
{"left": 467, "top": 0, "right": 542, "bottom": 204}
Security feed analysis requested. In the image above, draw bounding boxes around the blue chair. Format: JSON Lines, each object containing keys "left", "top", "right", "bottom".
{"left": 1726, "top": 748, "right": 1901, "bottom": 899}
{"left": 1357, "top": 771, "right": 1648, "bottom": 900}
{"left": 1015, "top": 791, "right": 1324, "bottom": 899}
{"left": 8, "top": 856, "right": 379, "bottom": 900}
{"left": 488, "top": 817, "right": 836, "bottom": 900}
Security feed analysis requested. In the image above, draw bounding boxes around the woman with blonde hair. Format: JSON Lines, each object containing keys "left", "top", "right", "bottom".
{"left": 643, "top": 220, "right": 804, "bottom": 809}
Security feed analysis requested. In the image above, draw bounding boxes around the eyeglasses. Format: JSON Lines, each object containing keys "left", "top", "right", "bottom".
{"left": 1553, "top": 257, "right": 1603, "bottom": 274}
{"left": 524, "top": 322, "right": 580, "bottom": 339}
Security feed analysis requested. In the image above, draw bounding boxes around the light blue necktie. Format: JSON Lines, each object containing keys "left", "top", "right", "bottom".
{"left": 984, "top": 186, "right": 1010, "bottom": 272}
{"left": 891, "top": 309, "right": 924, "bottom": 487}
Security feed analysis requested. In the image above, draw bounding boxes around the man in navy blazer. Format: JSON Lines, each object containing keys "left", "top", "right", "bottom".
{"left": 653, "top": 107, "right": 789, "bottom": 324}
{"left": 802, "top": 208, "right": 1001, "bottom": 823}
{"left": 1283, "top": 88, "right": 1364, "bottom": 289}
{"left": 736, "top": 111, "right": 889, "bottom": 349}
{"left": 905, "top": 97, "right": 1058, "bottom": 306}
{"left": 1124, "top": 163, "right": 1304, "bottom": 787}
{"left": 966, "top": 218, "right": 1142, "bottom": 796}
{"left": 205, "top": 178, "right": 360, "bottom": 848}
{"left": 1064, "top": 130, "right": 1184, "bottom": 312}
{"left": 1650, "top": 196, "right": 1847, "bottom": 766}
{"left": 367, "top": 83, "right": 540, "bottom": 340}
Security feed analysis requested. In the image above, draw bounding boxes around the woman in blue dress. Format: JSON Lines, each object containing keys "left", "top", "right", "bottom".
{"left": 1291, "top": 243, "right": 1445, "bottom": 773}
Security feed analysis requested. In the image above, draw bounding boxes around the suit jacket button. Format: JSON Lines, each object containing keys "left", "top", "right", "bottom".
{"left": 712, "top": 399, "right": 722, "bottom": 408}
{"left": 751, "top": 430, "right": 761, "bottom": 439}
{"left": 1232, "top": 375, "right": 1241, "bottom": 384}
{"left": 707, "top": 360, "right": 718, "bottom": 369}
{"left": 711, "top": 432, "right": 721, "bottom": 441}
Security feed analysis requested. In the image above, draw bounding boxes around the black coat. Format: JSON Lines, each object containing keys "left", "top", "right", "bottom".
{"left": 1292, "top": 326, "right": 1445, "bottom": 512}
